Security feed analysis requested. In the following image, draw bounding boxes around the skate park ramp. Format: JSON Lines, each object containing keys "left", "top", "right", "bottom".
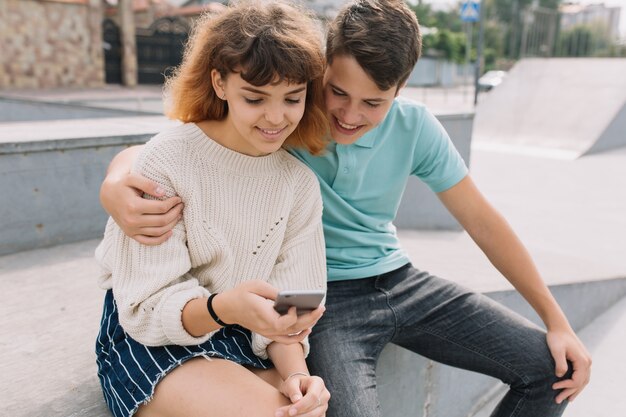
{"left": 473, "top": 58, "right": 626, "bottom": 158}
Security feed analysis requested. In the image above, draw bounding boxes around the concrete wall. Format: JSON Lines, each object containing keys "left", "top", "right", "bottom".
{"left": 0, "top": 0, "right": 104, "bottom": 89}
{"left": 0, "top": 98, "right": 176, "bottom": 256}
{"left": 0, "top": 135, "right": 149, "bottom": 256}
{"left": 408, "top": 56, "right": 474, "bottom": 88}
{"left": 395, "top": 113, "right": 474, "bottom": 231}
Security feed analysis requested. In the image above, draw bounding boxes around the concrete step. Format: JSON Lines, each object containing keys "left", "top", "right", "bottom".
{"left": 2, "top": 239, "right": 624, "bottom": 417}
{"left": 377, "top": 277, "right": 626, "bottom": 417}
{"left": 0, "top": 240, "right": 109, "bottom": 417}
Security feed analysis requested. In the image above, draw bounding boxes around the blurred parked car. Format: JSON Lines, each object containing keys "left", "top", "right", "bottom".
{"left": 478, "top": 70, "right": 507, "bottom": 91}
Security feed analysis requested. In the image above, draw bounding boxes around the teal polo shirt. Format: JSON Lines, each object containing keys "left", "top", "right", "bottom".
{"left": 290, "top": 97, "right": 468, "bottom": 281}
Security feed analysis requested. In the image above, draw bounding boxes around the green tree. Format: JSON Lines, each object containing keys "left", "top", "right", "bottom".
{"left": 434, "top": 29, "right": 467, "bottom": 63}
{"left": 411, "top": 2, "right": 436, "bottom": 27}
{"left": 486, "top": 0, "right": 560, "bottom": 58}
{"left": 407, "top": 1, "right": 509, "bottom": 70}
{"left": 557, "top": 23, "right": 613, "bottom": 57}
{"left": 408, "top": 1, "right": 466, "bottom": 62}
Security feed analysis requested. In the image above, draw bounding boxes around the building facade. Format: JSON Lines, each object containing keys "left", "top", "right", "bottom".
{"left": 0, "top": 0, "right": 105, "bottom": 89}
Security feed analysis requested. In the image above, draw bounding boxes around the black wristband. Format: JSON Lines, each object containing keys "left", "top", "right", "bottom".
{"left": 207, "top": 293, "right": 229, "bottom": 327}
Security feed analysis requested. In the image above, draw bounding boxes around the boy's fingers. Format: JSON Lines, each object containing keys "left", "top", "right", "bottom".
{"left": 136, "top": 224, "right": 177, "bottom": 238}
{"left": 568, "top": 391, "right": 581, "bottom": 403}
{"left": 138, "top": 211, "right": 182, "bottom": 233}
{"left": 157, "top": 198, "right": 184, "bottom": 214}
{"left": 133, "top": 232, "right": 173, "bottom": 246}
{"left": 552, "top": 379, "right": 575, "bottom": 390}
{"left": 140, "top": 198, "right": 183, "bottom": 215}
{"left": 126, "top": 173, "right": 163, "bottom": 197}
{"left": 555, "top": 387, "right": 576, "bottom": 404}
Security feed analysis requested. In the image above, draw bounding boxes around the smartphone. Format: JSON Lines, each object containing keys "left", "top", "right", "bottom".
{"left": 273, "top": 290, "right": 325, "bottom": 315}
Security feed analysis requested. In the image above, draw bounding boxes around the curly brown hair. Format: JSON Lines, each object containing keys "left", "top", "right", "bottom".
{"left": 165, "top": 1, "right": 328, "bottom": 155}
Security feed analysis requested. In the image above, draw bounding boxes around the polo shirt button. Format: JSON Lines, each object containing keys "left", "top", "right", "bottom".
{"left": 343, "top": 167, "right": 349, "bottom": 174}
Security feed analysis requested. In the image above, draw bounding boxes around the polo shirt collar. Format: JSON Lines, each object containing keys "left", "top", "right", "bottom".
{"left": 352, "top": 126, "right": 379, "bottom": 148}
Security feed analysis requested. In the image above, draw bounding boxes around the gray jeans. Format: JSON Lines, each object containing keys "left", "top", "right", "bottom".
{"left": 307, "top": 263, "right": 569, "bottom": 417}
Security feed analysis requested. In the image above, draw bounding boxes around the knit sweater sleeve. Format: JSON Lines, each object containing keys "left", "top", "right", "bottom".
{"left": 95, "top": 132, "right": 212, "bottom": 347}
{"left": 251, "top": 165, "right": 327, "bottom": 359}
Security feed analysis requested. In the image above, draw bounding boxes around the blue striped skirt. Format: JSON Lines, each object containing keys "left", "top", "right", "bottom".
{"left": 95, "top": 290, "right": 273, "bottom": 417}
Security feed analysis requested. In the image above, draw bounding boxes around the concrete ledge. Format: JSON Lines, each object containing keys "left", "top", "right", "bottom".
{"left": 0, "top": 97, "right": 158, "bottom": 123}
{"left": 1, "top": 239, "right": 623, "bottom": 417}
{"left": 0, "top": 116, "right": 176, "bottom": 149}
{"left": 0, "top": 116, "right": 177, "bottom": 256}
{"left": 377, "top": 277, "right": 626, "bottom": 417}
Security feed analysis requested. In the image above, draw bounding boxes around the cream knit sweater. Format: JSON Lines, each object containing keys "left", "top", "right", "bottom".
{"left": 95, "top": 123, "right": 326, "bottom": 359}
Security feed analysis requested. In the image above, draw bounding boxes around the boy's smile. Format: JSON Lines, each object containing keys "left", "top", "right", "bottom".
{"left": 323, "top": 55, "right": 397, "bottom": 145}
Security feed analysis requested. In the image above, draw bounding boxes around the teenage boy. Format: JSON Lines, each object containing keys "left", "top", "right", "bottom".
{"left": 99, "top": 1, "right": 590, "bottom": 416}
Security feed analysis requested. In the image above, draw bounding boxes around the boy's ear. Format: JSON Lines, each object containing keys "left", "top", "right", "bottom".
{"left": 211, "top": 69, "right": 225, "bottom": 99}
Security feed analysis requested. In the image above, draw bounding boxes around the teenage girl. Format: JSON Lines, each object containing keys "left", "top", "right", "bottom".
{"left": 94, "top": 2, "right": 330, "bottom": 416}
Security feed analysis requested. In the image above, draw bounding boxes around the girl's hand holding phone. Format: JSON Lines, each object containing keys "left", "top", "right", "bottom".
{"left": 216, "top": 281, "right": 325, "bottom": 344}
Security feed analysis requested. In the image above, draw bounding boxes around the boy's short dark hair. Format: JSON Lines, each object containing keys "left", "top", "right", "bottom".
{"left": 326, "top": 0, "right": 421, "bottom": 91}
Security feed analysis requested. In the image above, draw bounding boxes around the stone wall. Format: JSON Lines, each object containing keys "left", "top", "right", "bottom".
{"left": 0, "top": 0, "right": 104, "bottom": 89}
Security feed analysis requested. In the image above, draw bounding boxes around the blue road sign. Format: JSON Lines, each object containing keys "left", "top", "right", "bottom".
{"left": 460, "top": 1, "right": 480, "bottom": 22}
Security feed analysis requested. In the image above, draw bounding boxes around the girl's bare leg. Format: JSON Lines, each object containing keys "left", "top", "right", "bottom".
{"left": 136, "top": 357, "right": 289, "bottom": 417}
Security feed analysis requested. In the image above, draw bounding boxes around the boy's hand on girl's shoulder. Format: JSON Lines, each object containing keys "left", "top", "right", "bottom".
{"left": 100, "top": 171, "right": 183, "bottom": 245}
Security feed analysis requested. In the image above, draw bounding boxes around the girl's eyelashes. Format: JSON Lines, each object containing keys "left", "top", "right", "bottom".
{"left": 243, "top": 97, "right": 303, "bottom": 105}
{"left": 365, "top": 101, "right": 380, "bottom": 108}
{"left": 331, "top": 88, "right": 345, "bottom": 96}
